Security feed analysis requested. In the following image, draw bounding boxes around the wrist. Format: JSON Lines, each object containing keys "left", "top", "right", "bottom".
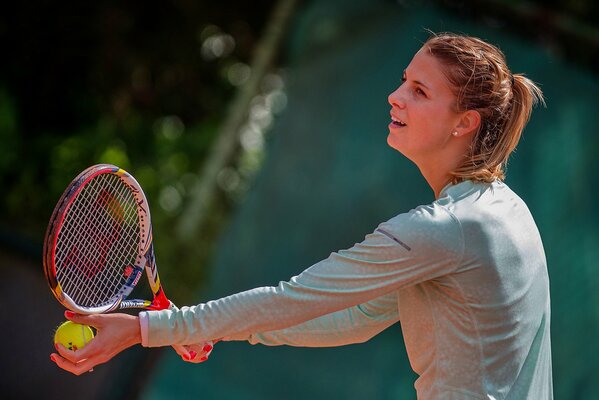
{"left": 124, "top": 314, "right": 142, "bottom": 346}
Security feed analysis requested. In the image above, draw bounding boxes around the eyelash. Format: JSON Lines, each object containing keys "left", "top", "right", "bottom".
{"left": 401, "top": 76, "right": 426, "bottom": 97}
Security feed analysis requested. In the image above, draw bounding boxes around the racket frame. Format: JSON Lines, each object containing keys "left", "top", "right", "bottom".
{"left": 43, "top": 164, "right": 171, "bottom": 314}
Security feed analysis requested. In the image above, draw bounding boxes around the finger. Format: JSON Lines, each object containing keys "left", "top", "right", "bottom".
{"left": 202, "top": 342, "right": 214, "bottom": 357}
{"left": 54, "top": 342, "right": 83, "bottom": 364}
{"left": 64, "top": 310, "right": 102, "bottom": 328}
{"left": 173, "top": 344, "right": 201, "bottom": 363}
{"left": 173, "top": 342, "right": 214, "bottom": 364}
{"left": 183, "top": 351, "right": 209, "bottom": 364}
{"left": 171, "top": 344, "right": 192, "bottom": 361}
{"left": 50, "top": 353, "right": 97, "bottom": 376}
{"left": 55, "top": 335, "right": 101, "bottom": 363}
{"left": 189, "top": 342, "right": 214, "bottom": 364}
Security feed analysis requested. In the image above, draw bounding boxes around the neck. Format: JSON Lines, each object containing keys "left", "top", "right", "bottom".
{"left": 416, "top": 147, "right": 467, "bottom": 199}
{"left": 419, "top": 165, "right": 453, "bottom": 199}
{"left": 409, "top": 133, "right": 473, "bottom": 199}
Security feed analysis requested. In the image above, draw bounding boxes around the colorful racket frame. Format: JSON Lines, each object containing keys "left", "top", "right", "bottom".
{"left": 43, "top": 164, "right": 171, "bottom": 314}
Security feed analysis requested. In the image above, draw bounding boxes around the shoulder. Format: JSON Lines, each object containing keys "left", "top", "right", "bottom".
{"left": 376, "top": 200, "right": 464, "bottom": 259}
{"left": 372, "top": 180, "right": 525, "bottom": 261}
{"left": 386, "top": 202, "right": 459, "bottom": 233}
{"left": 438, "top": 179, "right": 534, "bottom": 230}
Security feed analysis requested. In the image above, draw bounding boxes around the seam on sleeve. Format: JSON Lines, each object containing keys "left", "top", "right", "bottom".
{"left": 375, "top": 227, "right": 412, "bottom": 251}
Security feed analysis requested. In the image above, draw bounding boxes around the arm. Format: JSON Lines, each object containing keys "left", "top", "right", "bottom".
{"left": 142, "top": 204, "right": 464, "bottom": 347}
{"left": 226, "top": 291, "right": 400, "bottom": 347}
{"left": 52, "top": 204, "right": 462, "bottom": 374}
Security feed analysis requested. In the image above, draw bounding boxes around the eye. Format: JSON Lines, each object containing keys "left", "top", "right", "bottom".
{"left": 415, "top": 87, "right": 426, "bottom": 97}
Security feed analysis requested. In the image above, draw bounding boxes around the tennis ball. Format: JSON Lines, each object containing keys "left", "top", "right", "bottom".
{"left": 54, "top": 321, "right": 94, "bottom": 351}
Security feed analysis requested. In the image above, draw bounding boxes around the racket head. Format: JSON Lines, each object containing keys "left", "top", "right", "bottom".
{"left": 43, "top": 164, "right": 152, "bottom": 314}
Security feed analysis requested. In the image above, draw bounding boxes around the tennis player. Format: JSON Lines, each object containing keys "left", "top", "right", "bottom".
{"left": 52, "top": 32, "right": 553, "bottom": 399}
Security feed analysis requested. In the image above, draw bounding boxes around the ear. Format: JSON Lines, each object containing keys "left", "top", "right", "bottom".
{"left": 454, "top": 110, "right": 481, "bottom": 137}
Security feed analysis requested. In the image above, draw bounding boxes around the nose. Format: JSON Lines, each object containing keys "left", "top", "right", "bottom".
{"left": 388, "top": 85, "right": 406, "bottom": 109}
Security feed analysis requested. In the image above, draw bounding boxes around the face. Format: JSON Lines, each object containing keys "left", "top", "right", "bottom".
{"left": 387, "top": 48, "right": 462, "bottom": 165}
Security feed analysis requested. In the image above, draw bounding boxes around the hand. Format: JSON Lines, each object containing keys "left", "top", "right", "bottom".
{"left": 50, "top": 311, "right": 141, "bottom": 375}
{"left": 171, "top": 341, "right": 215, "bottom": 364}
{"left": 165, "top": 301, "right": 215, "bottom": 364}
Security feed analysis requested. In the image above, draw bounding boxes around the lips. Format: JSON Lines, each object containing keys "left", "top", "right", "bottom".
{"left": 390, "top": 113, "right": 407, "bottom": 127}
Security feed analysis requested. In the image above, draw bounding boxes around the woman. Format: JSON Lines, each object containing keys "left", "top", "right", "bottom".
{"left": 51, "top": 33, "right": 552, "bottom": 399}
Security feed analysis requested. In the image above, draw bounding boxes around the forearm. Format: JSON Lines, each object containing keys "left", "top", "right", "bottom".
{"left": 141, "top": 210, "right": 461, "bottom": 347}
{"left": 141, "top": 279, "right": 371, "bottom": 346}
{"left": 228, "top": 292, "right": 400, "bottom": 347}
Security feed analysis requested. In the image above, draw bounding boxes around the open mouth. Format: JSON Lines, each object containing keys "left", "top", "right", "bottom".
{"left": 391, "top": 116, "right": 407, "bottom": 127}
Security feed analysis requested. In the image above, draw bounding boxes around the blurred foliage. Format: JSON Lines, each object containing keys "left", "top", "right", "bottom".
{"left": 497, "top": 0, "right": 598, "bottom": 26}
{"left": 437, "top": 0, "right": 599, "bottom": 71}
{"left": 437, "top": 0, "right": 599, "bottom": 26}
{"left": 0, "top": 0, "right": 276, "bottom": 300}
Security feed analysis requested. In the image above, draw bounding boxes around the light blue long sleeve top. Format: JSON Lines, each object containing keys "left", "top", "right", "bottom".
{"left": 140, "top": 180, "right": 553, "bottom": 399}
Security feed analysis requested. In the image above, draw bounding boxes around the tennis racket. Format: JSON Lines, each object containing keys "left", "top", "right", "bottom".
{"left": 43, "top": 164, "right": 212, "bottom": 358}
{"left": 43, "top": 163, "right": 175, "bottom": 313}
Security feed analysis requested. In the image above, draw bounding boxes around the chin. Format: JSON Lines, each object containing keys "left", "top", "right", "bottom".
{"left": 387, "top": 133, "right": 404, "bottom": 154}
{"left": 387, "top": 134, "right": 419, "bottom": 164}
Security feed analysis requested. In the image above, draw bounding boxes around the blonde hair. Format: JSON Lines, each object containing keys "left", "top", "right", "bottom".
{"left": 424, "top": 33, "right": 545, "bottom": 183}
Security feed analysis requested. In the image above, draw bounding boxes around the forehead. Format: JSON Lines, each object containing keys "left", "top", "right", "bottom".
{"left": 405, "top": 48, "right": 454, "bottom": 96}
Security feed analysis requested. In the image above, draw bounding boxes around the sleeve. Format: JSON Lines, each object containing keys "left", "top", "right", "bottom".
{"left": 225, "top": 291, "right": 400, "bottom": 347}
{"left": 140, "top": 204, "right": 464, "bottom": 347}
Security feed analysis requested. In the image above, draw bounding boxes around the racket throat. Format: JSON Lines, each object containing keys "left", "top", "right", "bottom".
{"left": 150, "top": 288, "right": 171, "bottom": 310}
{"left": 117, "top": 290, "right": 170, "bottom": 310}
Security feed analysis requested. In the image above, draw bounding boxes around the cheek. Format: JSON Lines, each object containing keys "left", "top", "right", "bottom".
{"left": 415, "top": 105, "right": 454, "bottom": 139}
{"left": 400, "top": 110, "right": 454, "bottom": 155}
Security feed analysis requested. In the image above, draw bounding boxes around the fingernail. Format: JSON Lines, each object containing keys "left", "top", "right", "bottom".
{"left": 202, "top": 344, "right": 213, "bottom": 352}
{"left": 189, "top": 351, "right": 197, "bottom": 360}
{"left": 55, "top": 343, "right": 59, "bottom": 351}
{"left": 182, "top": 354, "right": 190, "bottom": 361}
{"left": 200, "top": 356, "right": 208, "bottom": 361}
{"left": 50, "top": 355, "right": 56, "bottom": 363}
{"left": 64, "top": 310, "right": 75, "bottom": 318}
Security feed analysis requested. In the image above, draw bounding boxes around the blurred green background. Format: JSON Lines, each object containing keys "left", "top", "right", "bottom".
{"left": 1, "top": 0, "right": 597, "bottom": 399}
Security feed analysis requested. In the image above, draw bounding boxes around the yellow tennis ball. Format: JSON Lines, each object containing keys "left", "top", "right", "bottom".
{"left": 54, "top": 321, "right": 95, "bottom": 351}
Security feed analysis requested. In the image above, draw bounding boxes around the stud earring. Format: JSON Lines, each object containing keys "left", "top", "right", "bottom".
{"left": 451, "top": 131, "right": 459, "bottom": 136}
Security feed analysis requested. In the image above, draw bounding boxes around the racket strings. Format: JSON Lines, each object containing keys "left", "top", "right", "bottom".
{"left": 57, "top": 180, "right": 125, "bottom": 306}
{"left": 61, "top": 178, "right": 138, "bottom": 307}
{"left": 55, "top": 174, "right": 142, "bottom": 308}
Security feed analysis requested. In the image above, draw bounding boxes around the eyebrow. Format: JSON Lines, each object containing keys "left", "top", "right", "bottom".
{"left": 403, "top": 69, "right": 430, "bottom": 90}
